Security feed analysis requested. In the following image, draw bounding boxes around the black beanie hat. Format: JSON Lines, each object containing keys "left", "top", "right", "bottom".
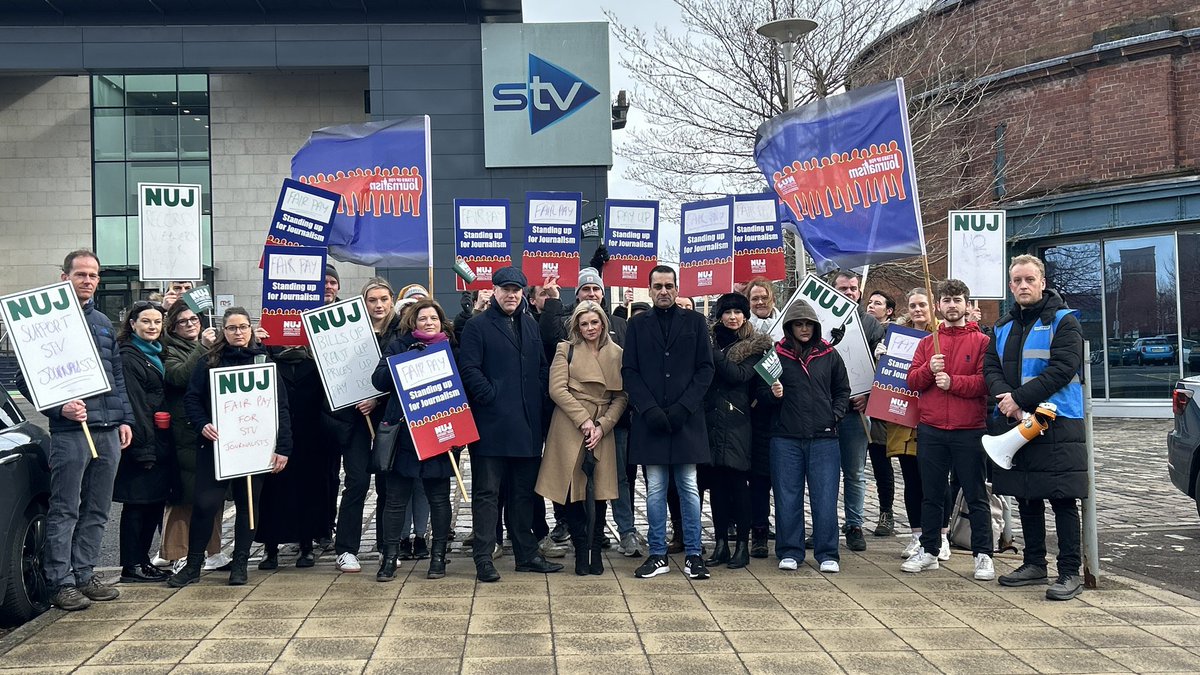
{"left": 713, "top": 292, "right": 751, "bottom": 319}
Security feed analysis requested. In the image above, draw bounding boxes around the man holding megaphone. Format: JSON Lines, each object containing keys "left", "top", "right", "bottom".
{"left": 984, "top": 254, "right": 1087, "bottom": 601}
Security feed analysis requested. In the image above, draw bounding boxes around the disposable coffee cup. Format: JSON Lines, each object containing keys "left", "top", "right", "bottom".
{"left": 154, "top": 412, "right": 171, "bottom": 429}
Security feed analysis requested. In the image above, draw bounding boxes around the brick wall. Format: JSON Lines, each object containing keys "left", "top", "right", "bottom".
{"left": 208, "top": 71, "right": 374, "bottom": 314}
{"left": 0, "top": 75, "right": 92, "bottom": 299}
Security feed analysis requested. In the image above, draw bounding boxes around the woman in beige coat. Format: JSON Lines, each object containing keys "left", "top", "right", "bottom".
{"left": 536, "top": 301, "right": 628, "bottom": 576}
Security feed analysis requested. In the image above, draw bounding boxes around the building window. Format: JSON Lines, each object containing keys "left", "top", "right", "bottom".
{"left": 1102, "top": 234, "right": 1178, "bottom": 399}
{"left": 90, "top": 74, "right": 213, "bottom": 309}
{"left": 1043, "top": 242, "right": 1104, "bottom": 401}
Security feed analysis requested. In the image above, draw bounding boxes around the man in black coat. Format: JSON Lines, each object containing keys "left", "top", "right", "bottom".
{"left": 622, "top": 265, "right": 715, "bottom": 580}
{"left": 459, "top": 266, "right": 562, "bottom": 582}
{"left": 985, "top": 254, "right": 1087, "bottom": 600}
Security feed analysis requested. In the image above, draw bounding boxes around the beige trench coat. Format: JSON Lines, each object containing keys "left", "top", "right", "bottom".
{"left": 535, "top": 340, "right": 628, "bottom": 504}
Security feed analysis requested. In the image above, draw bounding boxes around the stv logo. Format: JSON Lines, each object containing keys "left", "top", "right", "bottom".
{"left": 492, "top": 54, "right": 600, "bottom": 134}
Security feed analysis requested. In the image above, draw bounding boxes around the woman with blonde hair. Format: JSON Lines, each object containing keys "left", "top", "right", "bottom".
{"left": 536, "top": 301, "right": 628, "bottom": 575}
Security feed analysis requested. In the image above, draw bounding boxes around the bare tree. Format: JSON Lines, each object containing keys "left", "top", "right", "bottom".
{"left": 608, "top": 0, "right": 1050, "bottom": 294}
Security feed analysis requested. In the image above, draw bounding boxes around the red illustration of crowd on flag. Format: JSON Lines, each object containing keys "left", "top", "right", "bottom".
{"left": 771, "top": 141, "right": 907, "bottom": 221}
{"left": 299, "top": 166, "right": 425, "bottom": 218}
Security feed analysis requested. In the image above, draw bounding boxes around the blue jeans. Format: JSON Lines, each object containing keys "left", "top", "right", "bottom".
{"left": 770, "top": 437, "right": 841, "bottom": 563}
{"left": 45, "top": 427, "right": 121, "bottom": 589}
{"left": 838, "top": 414, "right": 868, "bottom": 529}
{"left": 645, "top": 464, "right": 701, "bottom": 556}
{"left": 609, "top": 427, "right": 636, "bottom": 536}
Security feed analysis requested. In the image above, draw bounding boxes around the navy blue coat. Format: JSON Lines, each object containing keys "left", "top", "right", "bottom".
{"left": 458, "top": 298, "right": 549, "bottom": 458}
{"left": 622, "top": 305, "right": 714, "bottom": 465}
{"left": 371, "top": 332, "right": 454, "bottom": 479}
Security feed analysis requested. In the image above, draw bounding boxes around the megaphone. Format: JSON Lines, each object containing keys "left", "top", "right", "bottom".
{"left": 982, "top": 402, "right": 1058, "bottom": 470}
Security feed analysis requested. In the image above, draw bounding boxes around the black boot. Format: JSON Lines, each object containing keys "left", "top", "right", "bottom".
{"left": 377, "top": 545, "right": 400, "bottom": 582}
{"left": 572, "top": 538, "right": 589, "bottom": 576}
{"left": 705, "top": 539, "right": 730, "bottom": 567}
{"left": 167, "top": 553, "right": 204, "bottom": 588}
{"left": 411, "top": 537, "right": 429, "bottom": 560}
{"left": 727, "top": 541, "right": 750, "bottom": 569}
{"left": 427, "top": 541, "right": 447, "bottom": 579}
{"left": 258, "top": 544, "right": 278, "bottom": 570}
{"left": 228, "top": 552, "right": 249, "bottom": 586}
{"left": 750, "top": 526, "right": 769, "bottom": 559}
{"left": 588, "top": 543, "right": 604, "bottom": 576}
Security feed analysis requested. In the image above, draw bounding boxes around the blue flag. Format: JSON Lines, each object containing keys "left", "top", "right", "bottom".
{"left": 755, "top": 80, "right": 924, "bottom": 273}
{"left": 291, "top": 117, "right": 432, "bottom": 268}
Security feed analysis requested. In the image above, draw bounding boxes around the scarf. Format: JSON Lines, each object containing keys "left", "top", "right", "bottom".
{"left": 132, "top": 334, "right": 164, "bottom": 375}
{"left": 713, "top": 324, "right": 740, "bottom": 349}
{"left": 412, "top": 329, "right": 448, "bottom": 345}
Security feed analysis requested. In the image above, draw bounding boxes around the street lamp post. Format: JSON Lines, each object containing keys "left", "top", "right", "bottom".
{"left": 755, "top": 17, "right": 818, "bottom": 111}
{"left": 756, "top": 18, "right": 818, "bottom": 290}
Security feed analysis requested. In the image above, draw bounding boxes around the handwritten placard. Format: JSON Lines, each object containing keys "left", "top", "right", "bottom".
{"left": 0, "top": 281, "right": 111, "bottom": 411}
{"left": 603, "top": 199, "right": 659, "bottom": 285}
{"left": 865, "top": 324, "right": 929, "bottom": 427}
{"left": 522, "top": 191, "right": 582, "bottom": 284}
{"left": 454, "top": 198, "right": 512, "bottom": 291}
{"left": 210, "top": 362, "right": 279, "bottom": 480}
{"left": 773, "top": 274, "right": 876, "bottom": 396}
{"left": 138, "top": 182, "right": 203, "bottom": 282}
{"left": 260, "top": 244, "right": 327, "bottom": 346}
{"left": 303, "top": 297, "right": 384, "bottom": 410}
{"left": 948, "top": 210, "right": 1006, "bottom": 300}
{"left": 386, "top": 341, "right": 480, "bottom": 461}
{"left": 679, "top": 196, "right": 735, "bottom": 296}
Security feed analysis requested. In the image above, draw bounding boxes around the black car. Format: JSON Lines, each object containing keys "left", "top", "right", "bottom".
{"left": 0, "top": 389, "right": 51, "bottom": 627}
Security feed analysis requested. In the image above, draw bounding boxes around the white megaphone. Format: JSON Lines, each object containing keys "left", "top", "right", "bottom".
{"left": 982, "top": 402, "right": 1058, "bottom": 470}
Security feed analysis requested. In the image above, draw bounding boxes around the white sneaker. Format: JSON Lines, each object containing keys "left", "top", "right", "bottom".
{"left": 203, "top": 552, "right": 232, "bottom": 570}
{"left": 778, "top": 557, "right": 799, "bottom": 571}
{"left": 901, "top": 534, "right": 921, "bottom": 559}
{"left": 336, "top": 552, "right": 361, "bottom": 573}
{"left": 900, "top": 550, "right": 939, "bottom": 573}
{"left": 171, "top": 558, "right": 187, "bottom": 574}
{"left": 819, "top": 560, "right": 840, "bottom": 574}
{"left": 938, "top": 534, "right": 952, "bottom": 561}
{"left": 151, "top": 555, "right": 171, "bottom": 568}
{"left": 973, "top": 554, "right": 995, "bottom": 581}
{"left": 492, "top": 543, "right": 503, "bottom": 560}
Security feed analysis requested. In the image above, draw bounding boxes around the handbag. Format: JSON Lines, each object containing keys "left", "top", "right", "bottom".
{"left": 371, "top": 421, "right": 403, "bottom": 473}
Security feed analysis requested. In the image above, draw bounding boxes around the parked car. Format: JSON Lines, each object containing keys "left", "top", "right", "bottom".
{"left": 0, "top": 389, "right": 51, "bottom": 627}
{"left": 1130, "top": 337, "right": 1175, "bottom": 366}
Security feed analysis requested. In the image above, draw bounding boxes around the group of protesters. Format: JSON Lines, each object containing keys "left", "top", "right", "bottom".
{"left": 31, "top": 246, "right": 1088, "bottom": 612}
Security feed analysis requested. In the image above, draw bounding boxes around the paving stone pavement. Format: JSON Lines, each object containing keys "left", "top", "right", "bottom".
{"left": 5, "top": 418, "right": 1200, "bottom": 674}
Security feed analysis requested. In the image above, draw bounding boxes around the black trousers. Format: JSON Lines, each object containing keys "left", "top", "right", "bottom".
{"left": 333, "top": 419, "right": 386, "bottom": 555}
{"left": 189, "top": 445, "right": 263, "bottom": 557}
{"left": 119, "top": 502, "right": 165, "bottom": 567}
{"left": 1018, "top": 497, "right": 1081, "bottom": 576}
{"left": 917, "top": 425, "right": 992, "bottom": 557}
{"left": 706, "top": 467, "right": 751, "bottom": 542}
{"left": 563, "top": 499, "right": 607, "bottom": 547}
{"left": 383, "top": 474, "right": 451, "bottom": 547}
{"left": 868, "top": 442, "right": 895, "bottom": 512}
{"left": 897, "top": 454, "right": 923, "bottom": 529}
{"left": 749, "top": 474, "right": 772, "bottom": 530}
{"left": 471, "top": 456, "right": 541, "bottom": 565}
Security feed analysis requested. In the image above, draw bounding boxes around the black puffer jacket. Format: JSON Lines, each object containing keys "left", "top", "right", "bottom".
{"left": 27, "top": 300, "right": 135, "bottom": 432}
{"left": 705, "top": 327, "right": 773, "bottom": 471}
{"left": 984, "top": 290, "right": 1086, "bottom": 499}
{"left": 113, "top": 342, "right": 176, "bottom": 504}
{"left": 757, "top": 301, "right": 851, "bottom": 440}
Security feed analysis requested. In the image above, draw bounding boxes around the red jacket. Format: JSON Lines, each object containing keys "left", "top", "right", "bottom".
{"left": 906, "top": 322, "right": 990, "bottom": 430}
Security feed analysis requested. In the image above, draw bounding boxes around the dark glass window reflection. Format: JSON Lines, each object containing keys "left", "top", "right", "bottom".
{"left": 1179, "top": 232, "right": 1200, "bottom": 378}
{"left": 1104, "top": 234, "right": 1178, "bottom": 398}
{"left": 1043, "top": 242, "right": 1105, "bottom": 400}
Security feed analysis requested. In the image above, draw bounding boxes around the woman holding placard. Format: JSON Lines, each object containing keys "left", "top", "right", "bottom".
{"left": 159, "top": 302, "right": 225, "bottom": 573}
{"left": 701, "top": 293, "right": 773, "bottom": 570}
{"left": 113, "top": 301, "right": 175, "bottom": 583}
{"left": 168, "top": 307, "right": 292, "bottom": 587}
{"left": 371, "top": 298, "right": 457, "bottom": 581}
{"left": 536, "top": 301, "right": 628, "bottom": 576}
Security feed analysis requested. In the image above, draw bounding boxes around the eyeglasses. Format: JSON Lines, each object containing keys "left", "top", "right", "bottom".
{"left": 223, "top": 324, "right": 252, "bottom": 333}
{"left": 175, "top": 317, "right": 201, "bottom": 326}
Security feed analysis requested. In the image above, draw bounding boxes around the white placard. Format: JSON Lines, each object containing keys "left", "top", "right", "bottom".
{"left": 210, "top": 362, "right": 279, "bottom": 480}
{"left": 458, "top": 205, "right": 508, "bottom": 230}
{"left": 608, "top": 206, "right": 657, "bottom": 231}
{"left": 772, "top": 274, "right": 876, "bottom": 396}
{"left": 683, "top": 204, "right": 732, "bottom": 234}
{"left": 281, "top": 186, "right": 336, "bottom": 223}
{"left": 948, "top": 210, "right": 1007, "bottom": 300}
{"left": 528, "top": 199, "right": 578, "bottom": 225}
{"left": 734, "top": 199, "right": 776, "bottom": 224}
{"left": 0, "top": 281, "right": 111, "bottom": 411}
{"left": 302, "top": 297, "right": 385, "bottom": 411}
{"left": 138, "top": 182, "right": 203, "bottom": 282}
{"left": 266, "top": 252, "right": 324, "bottom": 282}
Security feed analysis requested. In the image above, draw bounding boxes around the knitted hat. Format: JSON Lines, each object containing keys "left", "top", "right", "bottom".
{"left": 577, "top": 267, "right": 604, "bottom": 292}
{"left": 399, "top": 284, "right": 429, "bottom": 300}
{"left": 324, "top": 263, "right": 340, "bottom": 282}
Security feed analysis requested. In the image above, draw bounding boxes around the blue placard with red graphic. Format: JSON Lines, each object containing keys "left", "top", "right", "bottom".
{"left": 603, "top": 199, "right": 659, "bottom": 287}
{"left": 679, "top": 196, "right": 734, "bottom": 297}
{"left": 454, "top": 198, "right": 512, "bottom": 291}
{"left": 733, "top": 193, "right": 785, "bottom": 283}
{"left": 260, "top": 244, "right": 327, "bottom": 346}
{"left": 865, "top": 324, "right": 929, "bottom": 428}
{"left": 267, "top": 179, "right": 339, "bottom": 249}
{"left": 386, "top": 341, "right": 480, "bottom": 461}
{"left": 522, "top": 191, "right": 581, "bottom": 285}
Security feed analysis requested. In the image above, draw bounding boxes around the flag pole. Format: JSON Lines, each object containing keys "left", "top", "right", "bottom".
{"left": 449, "top": 452, "right": 470, "bottom": 503}
{"left": 81, "top": 422, "right": 98, "bottom": 459}
{"left": 246, "top": 475, "right": 255, "bottom": 530}
{"left": 921, "top": 255, "right": 941, "bottom": 354}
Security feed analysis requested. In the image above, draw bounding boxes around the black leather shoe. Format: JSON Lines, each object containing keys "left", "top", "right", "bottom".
{"left": 296, "top": 551, "right": 316, "bottom": 568}
{"left": 258, "top": 550, "right": 278, "bottom": 571}
{"left": 727, "top": 541, "right": 750, "bottom": 569}
{"left": 120, "top": 564, "right": 167, "bottom": 583}
{"left": 750, "top": 526, "right": 769, "bottom": 559}
{"left": 228, "top": 553, "right": 249, "bottom": 586}
{"left": 476, "top": 560, "right": 502, "bottom": 583}
{"left": 705, "top": 539, "right": 730, "bottom": 567}
{"left": 514, "top": 556, "right": 564, "bottom": 574}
